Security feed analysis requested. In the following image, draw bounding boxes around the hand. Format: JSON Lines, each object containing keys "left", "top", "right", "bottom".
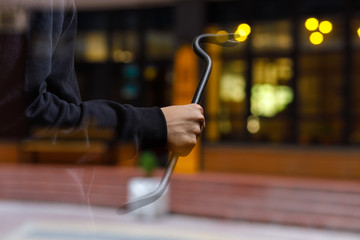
{"left": 161, "top": 104, "right": 205, "bottom": 156}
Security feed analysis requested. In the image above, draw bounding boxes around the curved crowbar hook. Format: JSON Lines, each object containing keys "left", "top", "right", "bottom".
{"left": 117, "top": 33, "right": 240, "bottom": 214}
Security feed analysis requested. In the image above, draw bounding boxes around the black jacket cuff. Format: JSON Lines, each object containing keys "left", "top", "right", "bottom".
{"left": 136, "top": 106, "right": 167, "bottom": 150}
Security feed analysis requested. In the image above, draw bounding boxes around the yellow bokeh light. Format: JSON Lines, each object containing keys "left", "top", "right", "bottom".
{"left": 305, "top": 17, "right": 319, "bottom": 31}
{"left": 144, "top": 65, "right": 157, "bottom": 81}
{"left": 237, "top": 23, "right": 251, "bottom": 36}
{"left": 215, "top": 30, "right": 229, "bottom": 43}
{"left": 234, "top": 33, "right": 248, "bottom": 42}
{"left": 247, "top": 115, "right": 260, "bottom": 134}
{"left": 319, "top": 20, "right": 332, "bottom": 34}
{"left": 309, "top": 32, "right": 324, "bottom": 45}
{"left": 85, "top": 32, "right": 109, "bottom": 63}
{"left": 357, "top": 28, "right": 360, "bottom": 38}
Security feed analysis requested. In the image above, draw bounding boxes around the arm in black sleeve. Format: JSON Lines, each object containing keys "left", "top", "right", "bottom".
{"left": 24, "top": 0, "right": 167, "bottom": 150}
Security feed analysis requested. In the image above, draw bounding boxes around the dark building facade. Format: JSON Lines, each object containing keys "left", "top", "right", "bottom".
{"left": 73, "top": 0, "right": 360, "bottom": 148}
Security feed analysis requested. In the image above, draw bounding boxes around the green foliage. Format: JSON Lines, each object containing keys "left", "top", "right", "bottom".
{"left": 139, "top": 151, "right": 158, "bottom": 177}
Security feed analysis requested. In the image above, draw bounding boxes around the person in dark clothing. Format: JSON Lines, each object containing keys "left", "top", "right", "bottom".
{"left": 0, "top": 0, "right": 204, "bottom": 157}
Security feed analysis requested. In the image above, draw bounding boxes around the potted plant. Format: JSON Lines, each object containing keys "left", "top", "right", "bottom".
{"left": 127, "top": 151, "right": 169, "bottom": 219}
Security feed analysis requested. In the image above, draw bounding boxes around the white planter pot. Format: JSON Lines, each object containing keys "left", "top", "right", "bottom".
{"left": 127, "top": 177, "right": 169, "bottom": 219}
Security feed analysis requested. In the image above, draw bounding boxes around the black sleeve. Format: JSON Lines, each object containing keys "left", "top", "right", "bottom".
{"left": 24, "top": 0, "right": 167, "bottom": 150}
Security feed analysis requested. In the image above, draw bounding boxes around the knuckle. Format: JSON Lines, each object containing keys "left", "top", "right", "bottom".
{"left": 196, "top": 111, "right": 204, "bottom": 120}
{"left": 186, "top": 136, "right": 197, "bottom": 147}
{"left": 191, "top": 136, "right": 198, "bottom": 145}
{"left": 195, "top": 127, "right": 202, "bottom": 135}
{"left": 192, "top": 104, "right": 203, "bottom": 111}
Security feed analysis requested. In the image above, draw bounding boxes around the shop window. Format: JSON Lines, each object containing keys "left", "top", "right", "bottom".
{"left": 145, "top": 30, "right": 174, "bottom": 60}
{"left": 351, "top": 18, "right": 360, "bottom": 50}
{"left": 249, "top": 58, "right": 294, "bottom": 142}
{"left": 218, "top": 60, "right": 247, "bottom": 139}
{"left": 112, "top": 31, "right": 138, "bottom": 63}
{"left": 249, "top": 21, "right": 295, "bottom": 143}
{"left": 297, "top": 16, "right": 345, "bottom": 144}
{"left": 298, "top": 54, "right": 344, "bottom": 144}
{"left": 350, "top": 18, "right": 360, "bottom": 143}
{"left": 251, "top": 58, "right": 293, "bottom": 117}
{"left": 76, "top": 31, "right": 109, "bottom": 63}
{"left": 251, "top": 20, "right": 293, "bottom": 53}
{"left": 351, "top": 53, "right": 360, "bottom": 115}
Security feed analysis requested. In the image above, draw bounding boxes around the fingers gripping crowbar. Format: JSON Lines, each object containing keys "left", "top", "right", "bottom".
{"left": 118, "top": 33, "right": 240, "bottom": 214}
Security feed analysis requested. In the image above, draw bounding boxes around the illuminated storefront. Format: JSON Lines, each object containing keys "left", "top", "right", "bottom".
{"left": 2, "top": 2, "right": 360, "bottom": 232}
{"left": 74, "top": 0, "right": 360, "bottom": 148}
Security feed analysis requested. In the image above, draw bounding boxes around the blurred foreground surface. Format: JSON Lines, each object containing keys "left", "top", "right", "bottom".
{"left": 0, "top": 200, "right": 359, "bottom": 240}
{"left": 1, "top": 164, "right": 360, "bottom": 232}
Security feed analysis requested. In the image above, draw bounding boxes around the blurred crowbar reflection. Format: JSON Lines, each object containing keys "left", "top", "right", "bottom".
{"left": 117, "top": 33, "right": 240, "bottom": 214}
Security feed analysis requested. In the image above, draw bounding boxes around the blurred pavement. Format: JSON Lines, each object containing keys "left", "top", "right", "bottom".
{"left": 0, "top": 200, "right": 359, "bottom": 240}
